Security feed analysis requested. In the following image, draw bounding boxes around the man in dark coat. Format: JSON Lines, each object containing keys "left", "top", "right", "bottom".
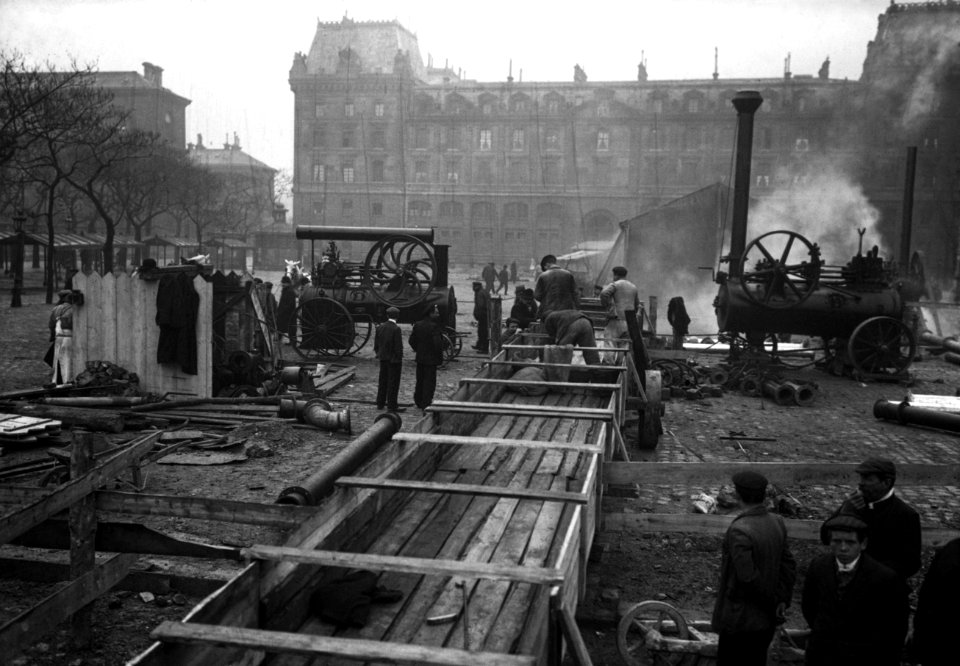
{"left": 497, "top": 264, "right": 509, "bottom": 294}
{"left": 276, "top": 275, "right": 298, "bottom": 346}
{"left": 472, "top": 281, "right": 489, "bottom": 353}
{"left": 533, "top": 254, "right": 579, "bottom": 319}
{"left": 373, "top": 306, "right": 404, "bottom": 412}
{"left": 156, "top": 271, "right": 199, "bottom": 375}
{"left": 802, "top": 514, "right": 909, "bottom": 666}
{"left": 712, "top": 470, "right": 796, "bottom": 666}
{"left": 510, "top": 288, "right": 537, "bottom": 329}
{"left": 481, "top": 262, "right": 497, "bottom": 295}
{"left": 409, "top": 304, "right": 445, "bottom": 410}
{"left": 912, "top": 536, "right": 960, "bottom": 666}
{"left": 543, "top": 309, "right": 601, "bottom": 365}
{"left": 820, "top": 457, "right": 921, "bottom": 583}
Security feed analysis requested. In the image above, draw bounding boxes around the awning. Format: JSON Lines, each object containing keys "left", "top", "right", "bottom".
{"left": 0, "top": 231, "right": 101, "bottom": 249}
{"left": 143, "top": 235, "right": 198, "bottom": 248}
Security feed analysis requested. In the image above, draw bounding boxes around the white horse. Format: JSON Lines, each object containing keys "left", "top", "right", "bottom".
{"left": 285, "top": 259, "right": 310, "bottom": 284}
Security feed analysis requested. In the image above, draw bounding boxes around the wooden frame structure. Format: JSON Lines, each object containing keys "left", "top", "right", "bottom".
{"left": 128, "top": 342, "right": 629, "bottom": 665}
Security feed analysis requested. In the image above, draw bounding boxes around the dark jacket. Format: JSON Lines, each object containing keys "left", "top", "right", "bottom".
{"left": 409, "top": 317, "right": 445, "bottom": 365}
{"left": 802, "top": 552, "right": 909, "bottom": 666}
{"left": 473, "top": 289, "right": 489, "bottom": 321}
{"left": 156, "top": 272, "right": 199, "bottom": 375}
{"left": 510, "top": 299, "right": 537, "bottom": 329}
{"left": 276, "top": 284, "right": 297, "bottom": 330}
{"left": 912, "top": 537, "right": 960, "bottom": 666}
{"left": 822, "top": 493, "right": 921, "bottom": 580}
{"left": 534, "top": 267, "right": 579, "bottom": 318}
{"left": 374, "top": 320, "right": 403, "bottom": 363}
{"left": 711, "top": 505, "right": 797, "bottom": 635}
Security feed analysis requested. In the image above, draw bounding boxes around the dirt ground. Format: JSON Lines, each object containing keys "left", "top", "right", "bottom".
{"left": 0, "top": 267, "right": 952, "bottom": 665}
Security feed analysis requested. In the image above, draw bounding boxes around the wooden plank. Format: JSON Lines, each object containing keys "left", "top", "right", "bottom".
{"left": 243, "top": 544, "right": 564, "bottom": 585}
{"left": 150, "top": 622, "right": 535, "bottom": 666}
{"left": 70, "top": 429, "right": 97, "bottom": 645}
{"left": 459, "top": 378, "right": 620, "bottom": 392}
{"left": 601, "top": 461, "right": 960, "bottom": 487}
{"left": 484, "top": 360, "right": 626, "bottom": 371}
{"left": 602, "top": 513, "right": 960, "bottom": 547}
{"left": 334, "top": 476, "right": 589, "bottom": 505}
{"left": 0, "top": 552, "right": 135, "bottom": 658}
{"left": 0, "top": 432, "right": 160, "bottom": 545}
{"left": 93, "top": 491, "right": 318, "bottom": 528}
{"left": 392, "top": 432, "right": 603, "bottom": 455}
{"left": 428, "top": 401, "right": 613, "bottom": 421}
{"left": 559, "top": 605, "right": 594, "bottom": 666}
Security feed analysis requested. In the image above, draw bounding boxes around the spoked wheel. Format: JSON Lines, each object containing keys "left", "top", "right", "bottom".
{"left": 441, "top": 326, "right": 462, "bottom": 364}
{"left": 739, "top": 230, "right": 822, "bottom": 308}
{"left": 847, "top": 316, "right": 916, "bottom": 377}
{"left": 293, "top": 297, "right": 368, "bottom": 360}
{"left": 363, "top": 235, "right": 437, "bottom": 308}
{"left": 617, "top": 600, "right": 694, "bottom": 666}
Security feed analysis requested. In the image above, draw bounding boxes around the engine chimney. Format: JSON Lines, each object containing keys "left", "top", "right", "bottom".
{"left": 727, "top": 91, "right": 763, "bottom": 278}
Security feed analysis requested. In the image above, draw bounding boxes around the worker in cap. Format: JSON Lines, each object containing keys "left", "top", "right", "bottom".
{"left": 409, "top": 301, "right": 445, "bottom": 410}
{"left": 820, "top": 456, "right": 920, "bottom": 581}
{"left": 472, "top": 280, "right": 490, "bottom": 353}
{"left": 712, "top": 468, "right": 796, "bottom": 665}
{"left": 533, "top": 253, "right": 579, "bottom": 319}
{"left": 802, "top": 511, "right": 909, "bottom": 665}
{"left": 600, "top": 264, "right": 640, "bottom": 358}
{"left": 374, "top": 307, "right": 404, "bottom": 412}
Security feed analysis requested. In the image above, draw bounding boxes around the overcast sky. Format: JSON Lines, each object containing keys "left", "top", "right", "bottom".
{"left": 1, "top": 0, "right": 894, "bottom": 174}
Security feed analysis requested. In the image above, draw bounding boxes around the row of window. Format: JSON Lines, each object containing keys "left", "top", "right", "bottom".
{"left": 310, "top": 157, "right": 576, "bottom": 186}
{"left": 309, "top": 199, "right": 568, "bottom": 223}
{"left": 315, "top": 101, "right": 386, "bottom": 118}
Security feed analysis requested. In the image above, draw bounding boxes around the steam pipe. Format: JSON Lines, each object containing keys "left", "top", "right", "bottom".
{"left": 728, "top": 91, "right": 764, "bottom": 278}
{"left": 874, "top": 399, "right": 960, "bottom": 433}
{"left": 276, "top": 412, "right": 401, "bottom": 506}
{"left": 296, "top": 225, "right": 434, "bottom": 243}
{"left": 920, "top": 332, "right": 960, "bottom": 354}
{"left": 899, "top": 146, "right": 917, "bottom": 268}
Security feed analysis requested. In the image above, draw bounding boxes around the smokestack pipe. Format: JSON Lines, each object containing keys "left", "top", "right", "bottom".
{"left": 900, "top": 146, "right": 917, "bottom": 268}
{"left": 728, "top": 91, "right": 763, "bottom": 278}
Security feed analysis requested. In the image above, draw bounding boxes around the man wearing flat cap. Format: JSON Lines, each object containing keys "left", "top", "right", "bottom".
{"left": 599, "top": 265, "right": 640, "bottom": 340}
{"left": 712, "top": 470, "right": 796, "bottom": 665}
{"left": 409, "top": 303, "right": 444, "bottom": 410}
{"left": 533, "top": 254, "right": 579, "bottom": 320}
{"left": 802, "top": 513, "right": 909, "bottom": 665}
{"left": 374, "top": 307, "right": 404, "bottom": 412}
{"left": 821, "top": 456, "right": 921, "bottom": 583}
{"left": 471, "top": 281, "right": 489, "bottom": 353}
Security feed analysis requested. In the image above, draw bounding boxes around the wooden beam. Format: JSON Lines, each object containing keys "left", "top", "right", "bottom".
{"left": 0, "top": 553, "right": 135, "bottom": 658}
{"left": 150, "top": 622, "right": 536, "bottom": 666}
{"left": 427, "top": 401, "right": 613, "bottom": 421}
{"left": 559, "top": 605, "right": 594, "bottom": 666}
{"left": 602, "top": 512, "right": 960, "bottom": 547}
{"left": 334, "top": 476, "right": 589, "bottom": 505}
{"left": 484, "top": 360, "right": 626, "bottom": 372}
{"left": 459, "top": 378, "right": 620, "bottom": 392}
{"left": 0, "top": 432, "right": 160, "bottom": 545}
{"left": 242, "top": 544, "right": 565, "bottom": 585}
{"left": 391, "top": 432, "right": 603, "bottom": 455}
{"left": 601, "top": 461, "right": 960, "bottom": 487}
{"left": 93, "top": 491, "right": 318, "bottom": 528}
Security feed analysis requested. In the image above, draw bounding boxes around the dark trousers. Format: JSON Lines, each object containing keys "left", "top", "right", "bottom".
{"left": 376, "top": 361, "right": 402, "bottom": 410}
{"left": 414, "top": 363, "right": 438, "bottom": 409}
{"left": 717, "top": 628, "right": 774, "bottom": 666}
{"left": 475, "top": 314, "right": 489, "bottom": 352}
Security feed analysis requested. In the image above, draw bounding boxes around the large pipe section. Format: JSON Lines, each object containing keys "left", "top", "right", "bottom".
{"left": 727, "top": 91, "right": 764, "bottom": 278}
{"left": 874, "top": 399, "right": 960, "bottom": 433}
{"left": 920, "top": 332, "right": 960, "bottom": 354}
{"left": 276, "top": 412, "right": 402, "bottom": 506}
{"left": 296, "top": 225, "right": 435, "bottom": 243}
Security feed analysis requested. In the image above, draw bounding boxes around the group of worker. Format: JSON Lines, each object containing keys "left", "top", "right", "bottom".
{"left": 470, "top": 253, "right": 640, "bottom": 359}
{"left": 713, "top": 457, "right": 955, "bottom": 666}
{"left": 372, "top": 302, "right": 446, "bottom": 414}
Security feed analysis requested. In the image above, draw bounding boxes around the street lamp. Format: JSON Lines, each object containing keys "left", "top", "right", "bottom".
{"left": 10, "top": 210, "right": 26, "bottom": 308}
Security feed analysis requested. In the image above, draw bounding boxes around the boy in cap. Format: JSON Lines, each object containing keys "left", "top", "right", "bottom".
{"left": 373, "top": 307, "right": 404, "bottom": 412}
{"left": 712, "top": 470, "right": 796, "bottom": 666}
{"left": 409, "top": 303, "right": 445, "bottom": 410}
{"left": 820, "top": 456, "right": 921, "bottom": 582}
{"left": 802, "top": 513, "right": 909, "bottom": 665}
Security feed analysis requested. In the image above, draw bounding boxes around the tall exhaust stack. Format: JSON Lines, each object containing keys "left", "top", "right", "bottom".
{"left": 728, "top": 91, "right": 763, "bottom": 278}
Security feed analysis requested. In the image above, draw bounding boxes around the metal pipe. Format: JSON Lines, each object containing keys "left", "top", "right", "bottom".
{"left": 920, "top": 332, "right": 960, "bottom": 354}
{"left": 301, "top": 399, "right": 351, "bottom": 434}
{"left": 900, "top": 146, "right": 917, "bottom": 268}
{"left": 945, "top": 352, "right": 960, "bottom": 366}
{"left": 276, "top": 411, "right": 402, "bottom": 506}
{"left": 296, "top": 225, "right": 434, "bottom": 243}
{"left": 762, "top": 379, "right": 794, "bottom": 406}
{"left": 782, "top": 381, "right": 816, "bottom": 407}
{"left": 727, "top": 91, "right": 763, "bottom": 278}
{"left": 874, "top": 399, "right": 960, "bottom": 433}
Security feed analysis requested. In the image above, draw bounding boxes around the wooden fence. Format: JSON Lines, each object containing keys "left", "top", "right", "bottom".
{"left": 73, "top": 272, "right": 213, "bottom": 398}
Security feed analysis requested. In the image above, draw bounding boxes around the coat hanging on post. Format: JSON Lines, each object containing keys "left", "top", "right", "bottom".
{"left": 156, "top": 272, "right": 199, "bottom": 375}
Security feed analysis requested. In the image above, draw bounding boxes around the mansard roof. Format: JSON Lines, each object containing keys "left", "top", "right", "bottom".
{"left": 303, "top": 17, "right": 427, "bottom": 81}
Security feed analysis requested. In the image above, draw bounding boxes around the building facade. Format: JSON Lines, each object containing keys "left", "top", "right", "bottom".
{"left": 289, "top": 5, "right": 960, "bottom": 288}
{"left": 94, "top": 62, "right": 190, "bottom": 148}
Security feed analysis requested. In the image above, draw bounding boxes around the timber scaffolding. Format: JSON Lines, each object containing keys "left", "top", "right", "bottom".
{"left": 129, "top": 335, "right": 638, "bottom": 665}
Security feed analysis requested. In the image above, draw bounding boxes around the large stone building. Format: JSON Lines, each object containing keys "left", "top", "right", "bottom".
{"left": 95, "top": 62, "right": 190, "bottom": 149}
{"left": 289, "top": 3, "right": 960, "bottom": 288}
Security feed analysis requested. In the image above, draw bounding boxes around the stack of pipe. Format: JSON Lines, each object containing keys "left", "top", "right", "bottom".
{"left": 920, "top": 332, "right": 960, "bottom": 365}
{"left": 761, "top": 379, "right": 817, "bottom": 407}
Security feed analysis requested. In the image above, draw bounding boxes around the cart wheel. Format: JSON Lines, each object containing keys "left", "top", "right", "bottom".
{"left": 293, "top": 297, "right": 365, "bottom": 360}
{"left": 617, "top": 600, "right": 693, "bottom": 666}
{"left": 739, "top": 230, "right": 821, "bottom": 309}
{"left": 638, "top": 370, "right": 662, "bottom": 450}
{"left": 847, "top": 316, "right": 916, "bottom": 377}
{"left": 441, "top": 327, "right": 462, "bottom": 363}
{"left": 363, "top": 235, "right": 436, "bottom": 308}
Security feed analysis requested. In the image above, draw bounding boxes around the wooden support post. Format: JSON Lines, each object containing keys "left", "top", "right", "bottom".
{"left": 490, "top": 296, "right": 503, "bottom": 355}
{"left": 70, "top": 429, "right": 96, "bottom": 647}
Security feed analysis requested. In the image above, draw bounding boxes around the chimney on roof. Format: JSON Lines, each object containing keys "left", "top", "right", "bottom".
{"left": 142, "top": 62, "right": 163, "bottom": 86}
{"left": 196, "top": 133, "right": 204, "bottom": 149}
{"left": 233, "top": 132, "right": 240, "bottom": 149}
{"left": 784, "top": 52, "right": 792, "bottom": 80}
{"left": 508, "top": 59, "right": 513, "bottom": 84}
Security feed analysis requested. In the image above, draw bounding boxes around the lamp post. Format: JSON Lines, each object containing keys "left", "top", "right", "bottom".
{"left": 10, "top": 211, "right": 26, "bottom": 308}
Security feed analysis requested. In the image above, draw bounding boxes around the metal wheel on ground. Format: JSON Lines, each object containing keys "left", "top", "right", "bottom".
{"left": 293, "top": 297, "right": 371, "bottom": 360}
{"left": 617, "top": 600, "right": 693, "bottom": 666}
